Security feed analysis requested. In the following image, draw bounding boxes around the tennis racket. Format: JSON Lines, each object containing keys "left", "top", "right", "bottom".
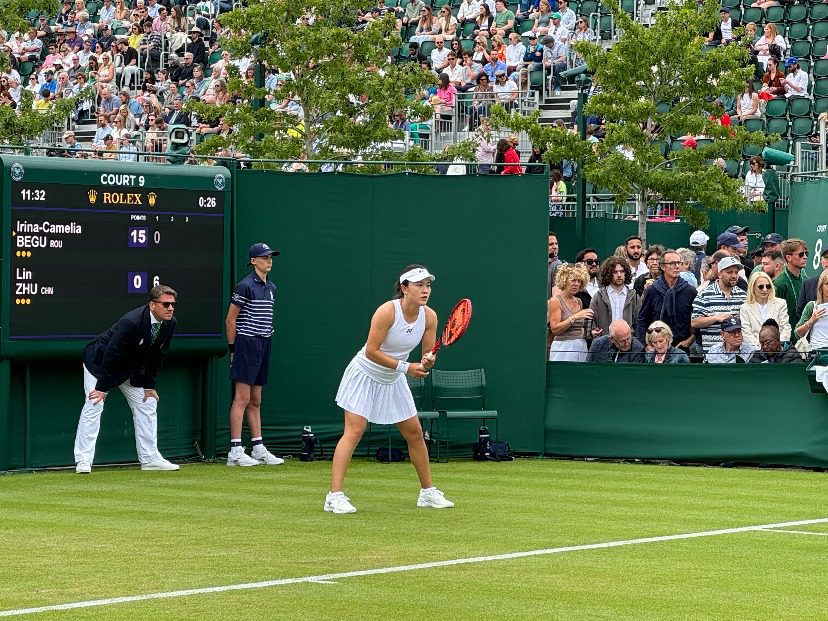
{"left": 430, "top": 298, "right": 473, "bottom": 355}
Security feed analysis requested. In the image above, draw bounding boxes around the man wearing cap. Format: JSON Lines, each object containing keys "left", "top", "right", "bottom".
{"left": 705, "top": 317, "right": 753, "bottom": 363}
{"left": 542, "top": 32, "right": 567, "bottom": 95}
{"left": 725, "top": 225, "right": 754, "bottom": 273}
{"left": 707, "top": 8, "right": 734, "bottom": 45}
{"left": 493, "top": 0, "right": 515, "bottom": 37}
{"left": 692, "top": 255, "right": 747, "bottom": 353}
{"left": 62, "top": 130, "right": 81, "bottom": 157}
{"left": 185, "top": 27, "right": 207, "bottom": 67}
{"left": 689, "top": 230, "right": 708, "bottom": 282}
{"left": 548, "top": 11, "right": 569, "bottom": 43}
{"left": 782, "top": 57, "right": 809, "bottom": 98}
{"left": 750, "top": 319, "right": 803, "bottom": 364}
{"left": 65, "top": 27, "right": 83, "bottom": 51}
{"left": 225, "top": 243, "right": 285, "bottom": 468}
{"left": 520, "top": 33, "right": 544, "bottom": 75}
{"left": 795, "top": 247, "right": 828, "bottom": 321}
{"left": 97, "top": 24, "right": 115, "bottom": 52}
{"left": 774, "top": 238, "right": 810, "bottom": 328}
{"left": 636, "top": 249, "right": 697, "bottom": 349}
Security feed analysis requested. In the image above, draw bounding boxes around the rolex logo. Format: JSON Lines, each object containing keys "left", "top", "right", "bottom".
{"left": 88, "top": 189, "right": 97, "bottom": 203}
{"left": 148, "top": 192, "right": 157, "bottom": 207}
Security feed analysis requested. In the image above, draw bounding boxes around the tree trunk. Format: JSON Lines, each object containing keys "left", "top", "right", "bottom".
{"left": 303, "top": 106, "right": 314, "bottom": 160}
{"left": 637, "top": 191, "right": 648, "bottom": 248}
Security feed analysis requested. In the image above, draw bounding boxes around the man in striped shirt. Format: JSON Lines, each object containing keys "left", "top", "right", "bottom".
{"left": 691, "top": 256, "right": 747, "bottom": 354}
{"left": 224, "top": 242, "right": 285, "bottom": 467}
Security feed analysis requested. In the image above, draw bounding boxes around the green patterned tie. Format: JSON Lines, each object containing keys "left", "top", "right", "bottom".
{"left": 151, "top": 322, "right": 161, "bottom": 344}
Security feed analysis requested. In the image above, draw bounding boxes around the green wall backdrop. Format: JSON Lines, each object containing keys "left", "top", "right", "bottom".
{"left": 546, "top": 363, "right": 828, "bottom": 467}
{"left": 226, "top": 171, "right": 550, "bottom": 455}
{"left": 788, "top": 179, "right": 828, "bottom": 274}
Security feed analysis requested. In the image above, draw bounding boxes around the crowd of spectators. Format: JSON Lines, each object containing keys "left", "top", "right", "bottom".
{"left": 546, "top": 226, "right": 828, "bottom": 364}
{"left": 0, "top": 0, "right": 255, "bottom": 157}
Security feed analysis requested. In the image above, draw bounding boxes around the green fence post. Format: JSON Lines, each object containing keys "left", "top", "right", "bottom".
{"left": 0, "top": 359, "right": 9, "bottom": 471}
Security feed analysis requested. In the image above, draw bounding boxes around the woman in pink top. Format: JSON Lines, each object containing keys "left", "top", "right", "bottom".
{"left": 432, "top": 72, "right": 457, "bottom": 116}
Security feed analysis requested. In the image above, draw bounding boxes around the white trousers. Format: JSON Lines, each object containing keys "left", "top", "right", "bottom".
{"left": 74, "top": 364, "right": 162, "bottom": 465}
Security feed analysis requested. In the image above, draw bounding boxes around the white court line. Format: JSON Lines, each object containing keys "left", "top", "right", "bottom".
{"left": 1, "top": 516, "right": 826, "bottom": 618}
{"left": 759, "top": 528, "right": 828, "bottom": 537}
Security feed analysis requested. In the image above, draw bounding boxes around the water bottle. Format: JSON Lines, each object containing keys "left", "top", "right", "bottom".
{"left": 300, "top": 425, "right": 316, "bottom": 462}
{"left": 478, "top": 426, "right": 491, "bottom": 459}
{"left": 583, "top": 316, "right": 594, "bottom": 338}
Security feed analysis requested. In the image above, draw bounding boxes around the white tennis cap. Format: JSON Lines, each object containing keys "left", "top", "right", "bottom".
{"left": 400, "top": 267, "right": 436, "bottom": 284}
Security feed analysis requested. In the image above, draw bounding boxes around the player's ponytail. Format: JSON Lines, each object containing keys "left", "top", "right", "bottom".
{"left": 393, "top": 263, "right": 427, "bottom": 299}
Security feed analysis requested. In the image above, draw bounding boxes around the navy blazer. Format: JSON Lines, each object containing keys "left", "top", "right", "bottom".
{"left": 795, "top": 274, "right": 819, "bottom": 321}
{"left": 83, "top": 305, "right": 177, "bottom": 393}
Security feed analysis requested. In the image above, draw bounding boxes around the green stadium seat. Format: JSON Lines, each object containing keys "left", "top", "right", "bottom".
{"left": 721, "top": 0, "right": 739, "bottom": 8}
{"left": 790, "top": 117, "right": 813, "bottom": 137}
{"left": 741, "top": 7, "right": 761, "bottom": 23}
{"left": 799, "top": 59, "right": 811, "bottom": 74}
{"left": 788, "top": 97, "right": 812, "bottom": 118}
{"left": 461, "top": 21, "right": 476, "bottom": 37}
{"left": 743, "top": 117, "right": 765, "bottom": 133}
{"left": 520, "top": 20, "right": 535, "bottom": 34}
{"left": 420, "top": 40, "right": 436, "bottom": 57}
{"left": 785, "top": 3, "right": 808, "bottom": 23}
{"left": 620, "top": 0, "right": 635, "bottom": 15}
{"left": 775, "top": 23, "right": 787, "bottom": 38}
{"left": 430, "top": 369, "right": 498, "bottom": 463}
{"left": 114, "top": 26, "right": 128, "bottom": 35}
{"left": 814, "top": 96, "right": 828, "bottom": 116}
{"left": 765, "top": 5, "right": 785, "bottom": 22}
{"left": 810, "top": 3, "right": 828, "bottom": 22}
{"left": 460, "top": 37, "right": 474, "bottom": 51}
{"left": 766, "top": 117, "right": 789, "bottom": 137}
{"left": 17, "top": 61, "right": 34, "bottom": 81}
{"left": 725, "top": 158, "right": 739, "bottom": 177}
{"left": 764, "top": 97, "right": 787, "bottom": 118}
{"left": 786, "top": 22, "right": 809, "bottom": 41}
{"left": 529, "top": 68, "right": 544, "bottom": 89}
{"left": 384, "top": 0, "right": 398, "bottom": 7}
{"left": 811, "top": 21, "right": 828, "bottom": 40}
{"left": 814, "top": 77, "right": 828, "bottom": 97}
{"left": 790, "top": 40, "right": 811, "bottom": 59}
{"left": 814, "top": 59, "right": 828, "bottom": 78}
{"left": 85, "top": 1, "right": 98, "bottom": 16}
{"left": 433, "top": 0, "right": 450, "bottom": 8}
{"left": 767, "top": 138, "right": 791, "bottom": 153}
{"left": 207, "top": 49, "right": 222, "bottom": 68}
{"left": 728, "top": 7, "right": 741, "bottom": 23}
{"left": 580, "top": 0, "right": 597, "bottom": 16}
{"left": 656, "top": 101, "right": 672, "bottom": 114}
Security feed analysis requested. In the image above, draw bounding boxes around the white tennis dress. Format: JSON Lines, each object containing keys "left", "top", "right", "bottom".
{"left": 335, "top": 299, "right": 425, "bottom": 424}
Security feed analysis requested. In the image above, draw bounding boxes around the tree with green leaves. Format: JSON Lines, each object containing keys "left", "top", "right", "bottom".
{"left": 190, "top": 0, "right": 436, "bottom": 163}
{"left": 492, "top": 0, "right": 768, "bottom": 244}
{"left": 0, "top": 0, "right": 84, "bottom": 145}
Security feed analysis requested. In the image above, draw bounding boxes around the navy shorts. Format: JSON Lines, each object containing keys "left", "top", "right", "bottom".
{"left": 230, "top": 335, "right": 272, "bottom": 386}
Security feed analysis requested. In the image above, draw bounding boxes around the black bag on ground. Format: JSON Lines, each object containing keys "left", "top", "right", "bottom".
{"left": 376, "top": 446, "right": 406, "bottom": 463}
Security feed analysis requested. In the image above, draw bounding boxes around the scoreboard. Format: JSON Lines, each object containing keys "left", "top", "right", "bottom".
{"left": 1, "top": 156, "right": 230, "bottom": 358}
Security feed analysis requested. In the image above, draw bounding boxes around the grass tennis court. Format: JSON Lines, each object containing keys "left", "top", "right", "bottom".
{"left": 1, "top": 459, "right": 826, "bottom": 620}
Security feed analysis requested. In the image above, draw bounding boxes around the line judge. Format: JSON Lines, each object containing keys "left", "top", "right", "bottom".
{"left": 74, "top": 285, "right": 181, "bottom": 473}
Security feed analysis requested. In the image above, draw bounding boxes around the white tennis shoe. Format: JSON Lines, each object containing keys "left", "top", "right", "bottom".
{"left": 324, "top": 491, "right": 357, "bottom": 514}
{"left": 141, "top": 458, "right": 180, "bottom": 471}
{"left": 251, "top": 446, "right": 285, "bottom": 465}
{"left": 417, "top": 487, "right": 454, "bottom": 509}
{"left": 75, "top": 461, "right": 91, "bottom": 474}
{"left": 227, "top": 447, "right": 258, "bottom": 467}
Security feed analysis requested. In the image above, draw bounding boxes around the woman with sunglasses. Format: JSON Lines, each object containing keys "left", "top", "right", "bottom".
{"left": 644, "top": 321, "right": 690, "bottom": 363}
{"left": 437, "top": 6, "right": 458, "bottom": 40}
{"left": 744, "top": 155, "right": 765, "bottom": 202}
{"left": 410, "top": 6, "right": 439, "bottom": 45}
{"left": 740, "top": 271, "right": 790, "bottom": 350}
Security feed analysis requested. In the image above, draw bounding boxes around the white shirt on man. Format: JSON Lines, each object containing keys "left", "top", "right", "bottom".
{"left": 785, "top": 68, "right": 809, "bottom": 98}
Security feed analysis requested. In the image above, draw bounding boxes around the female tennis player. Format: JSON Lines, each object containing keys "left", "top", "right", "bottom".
{"left": 325, "top": 265, "right": 455, "bottom": 514}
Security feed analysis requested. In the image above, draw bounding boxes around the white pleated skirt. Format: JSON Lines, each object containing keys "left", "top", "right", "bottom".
{"left": 335, "top": 358, "right": 417, "bottom": 424}
{"left": 549, "top": 338, "right": 589, "bottom": 362}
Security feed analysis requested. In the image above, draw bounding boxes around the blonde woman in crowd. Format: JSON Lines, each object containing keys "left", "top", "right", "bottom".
{"left": 547, "top": 263, "right": 592, "bottom": 361}
{"left": 644, "top": 321, "right": 690, "bottom": 363}
{"left": 741, "top": 271, "right": 790, "bottom": 349}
